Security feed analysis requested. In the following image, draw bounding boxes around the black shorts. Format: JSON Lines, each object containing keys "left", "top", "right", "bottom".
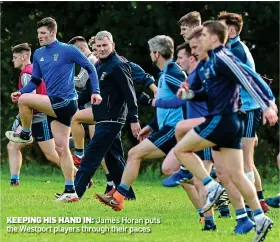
{"left": 194, "top": 112, "right": 244, "bottom": 149}
{"left": 48, "top": 97, "right": 78, "bottom": 127}
{"left": 196, "top": 148, "right": 213, "bottom": 161}
{"left": 148, "top": 126, "right": 177, "bottom": 154}
{"left": 32, "top": 120, "right": 53, "bottom": 142}
{"left": 243, "top": 108, "right": 261, "bottom": 138}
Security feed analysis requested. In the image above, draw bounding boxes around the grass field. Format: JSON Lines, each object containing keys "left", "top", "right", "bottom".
{"left": 1, "top": 165, "right": 279, "bottom": 242}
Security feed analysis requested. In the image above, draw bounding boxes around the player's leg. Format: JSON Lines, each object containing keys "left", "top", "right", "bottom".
{"left": 7, "top": 94, "right": 57, "bottom": 143}
{"left": 220, "top": 148, "right": 274, "bottom": 241}
{"left": 175, "top": 117, "right": 205, "bottom": 141}
{"left": 71, "top": 108, "right": 95, "bottom": 166}
{"left": 95, "top": 126, "right": 180, "bottom": 211}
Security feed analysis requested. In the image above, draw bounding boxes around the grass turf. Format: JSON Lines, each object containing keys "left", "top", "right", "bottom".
{"left": 1, "top": 168, "right": 279, "bottom": 242}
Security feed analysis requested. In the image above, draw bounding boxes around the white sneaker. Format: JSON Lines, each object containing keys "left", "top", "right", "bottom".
{"left": 55, "top": 192, "right": 79, "bottom": 203}
{"left": 253, "top": 216, "right": 274, "bottom": 242}
{"left": 5, "top": 131, "right": 33, "bottom": 144}
{"left": 201, "top": 184, "right": 225, "bottom": 213}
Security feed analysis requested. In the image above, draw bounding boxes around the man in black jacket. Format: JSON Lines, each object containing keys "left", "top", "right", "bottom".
{"left": 74, "top": 31, "right": 141, "bottom": 199}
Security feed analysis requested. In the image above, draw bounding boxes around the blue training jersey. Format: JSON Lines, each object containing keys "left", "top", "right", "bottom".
{"left": 155, "top": 62, "right": 209, "bottom": 119}
{"left": 32, "top": 40, "right": 99, "bottom": 99}
{"left": 192, "top": 46, "right": 270, "bottom": 116}
{"left": 156, "top": 61, "right": 185, "bottom": 129}
{"left": 229, "top": 36, "right": 259, "bottom": 111}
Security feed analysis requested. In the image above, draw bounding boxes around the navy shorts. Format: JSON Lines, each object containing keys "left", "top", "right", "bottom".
{"left": 194, "top": 112, "right": 244, "bottom": 149}
{"left": 196, "top": 148, "right": 213, "bottom": 161}
{"left": 32, "top": 120, "right": 53, "bottom": 142}
{"left": 48, "top": 97, "right": 78, "bottom": 127}
{"left": 148, "top": 126, "right": 177, "bottom": 154}
{"left": 243, "top": 108, "right": 261, "bottom": 138}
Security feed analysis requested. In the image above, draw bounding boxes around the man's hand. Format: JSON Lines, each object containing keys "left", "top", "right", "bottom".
{"left": 130, "top": 122, "right": 141, "bottom": 138}
{"left": 269, "top": 100, "right": 278, "bottom": 113}
{"left": 11, "top": 92, "right": 21, "bottom": 103}
{"left": 263, "top": 107, "right": 278, "bottom": 126}
{"left": 137, "top": 125, "right": 152, "bottom": 142}
{"left": 91, "top": 94, "right": 102, "bottom": 105}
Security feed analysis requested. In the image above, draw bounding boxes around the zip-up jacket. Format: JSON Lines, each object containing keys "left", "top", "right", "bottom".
{"left": 92, "top": 51, "right": 138, "bottom": 123}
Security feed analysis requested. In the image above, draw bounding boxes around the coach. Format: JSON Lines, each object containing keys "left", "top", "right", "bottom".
{"left": 74, "top": 30, "right": 140, "bottom": 199}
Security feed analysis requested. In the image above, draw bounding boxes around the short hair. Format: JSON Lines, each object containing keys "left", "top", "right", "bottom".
{"left": 176, "top": 42, "right": 192, "bottom": 57}
{"left": 68, "top": 36, "right": 86, "bottom": 45}
{"left": 95, "top": 31, "right": 113, "bottom": 42}
{"left": 148, "top": 35, "right": 174, "bottom": 60}
{"left": 178, "top": 11, "right": 201, "bottom": 27}
{"left": 88, "top": 36, "right": 96, "bottom": 47}
{"left": 203, "top": 20, "right": 228, "bottom": 44}
{"left": 217, "top": 11, "right": 243, "bottom": 34}
{"left": 187, "top": 26, "right": 203, "bottom": 41}
{"left": 37, "top": 17, "right": 57, "bottom": 32}
{"left": 12, "top": 43, "right": 31, "bottom": 55}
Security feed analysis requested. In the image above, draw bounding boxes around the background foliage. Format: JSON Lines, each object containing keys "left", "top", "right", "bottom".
{"left": 1, "top": 2, "right": 279, "bottom": 176}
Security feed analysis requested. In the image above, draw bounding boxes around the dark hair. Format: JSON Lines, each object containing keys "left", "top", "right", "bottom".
{"left": 12, "top": 43, "right": 31, "bottom": 53}
{"left": 68, "top": 36, "right": 86, "bottom": 45}
{"left": 186, "top": 26, "right": 203, "bottom": 41}
{"left": 203, "top": 20, "right": 228, "bottom": 44}
{"left": 178, "top": 11, "right": 201, "bottom": 27}
{"left": 217, "top": 11, "right": 243, "bottom": 34}
{"left": 176, "top": 42, "right": 192, "bottom": 57}
{"left": 37, "top": 17, "right": 57, "bottom": 32}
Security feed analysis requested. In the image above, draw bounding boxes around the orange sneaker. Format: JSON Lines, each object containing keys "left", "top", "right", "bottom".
{"left": 260, "top": 201, "right": 270, "bottom": 213}
{"left": 105, "top": 187, "right": 116, "bottom": 197}
{"left": 95, "top": 191, "right": 124, "bottom": 211}
{"left": 72, "top": 153, "right": 82, "bottom": 166}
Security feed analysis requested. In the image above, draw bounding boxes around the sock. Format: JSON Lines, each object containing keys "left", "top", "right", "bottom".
{"left": 245, "top": 171, "right": 255, "bottom": 184}
{"left": 197, "top": 208, "right": 204, "bottom": 218}
{"left": 11, "top": 174, "right": 19, "bottom": 184}
{"left": 245, "top": 203, "right": 252, "bottom": 217}
{"left": 235, "top": 208, "right": 248, "bottom": 222}
{"left": 202, "top": 176, "right": 217, "bottom": 191}
{"left": 74, "top": 148, "right": 84, "bottom": 158}
{"left": 106, "top": 174, "right": 113, "bottom": 182}
{"left": 253, "top": 208, "right": 264, "bottom": 223}
{"left": 20, "top": 128, "right": 31, "bottom": 140}
{"left": 257, "top": 191, "right": 265, "bottom": 202}
{"left": 64, "top": 180, "right": 75, "bottom": 193}
{"left": 219, "top": 204, "right": 230, "bottom": 216}
{"left": 116, "top": 184, "right": 130, "bottom": 197}
{"left": 205, "top": 216, "right": 215, "bottom": 226}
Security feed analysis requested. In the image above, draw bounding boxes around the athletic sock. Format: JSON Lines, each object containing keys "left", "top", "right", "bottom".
{"left": 116, "top": 184, "right": 130, "bottom": 197}
{"left": 235, "top": 208, "right": 249, "bottom": 223}
{"left": 20, "top": 128, "right": 31, "bottom": 140}
{"left": 64, "top": 180, "right": 75, "bottom": 193}
{"left": 253, "top": 209, "right": 265, "bottom": 223}
{"left": 197, "top": 208, "right": 204, "bottom": 218}
{"left": 10, "top": 174, "right": 19, "bottom": 184}
{"left": 202, "top": 176, "right": 217, "bottom": 191}
{"left": 245, "top": 203, "right": 253, "bottom": 218}
{"left": 74, "top": 149, "right": 84, "bottom": 158}
{"left": 257, "top": 190, "right": 265, "bottom": 202}
{"left": 205, "top": 216, "right": 215, "bottom": 227}
{"left": 219, "top": 204, "right": 230, "bottom": 216}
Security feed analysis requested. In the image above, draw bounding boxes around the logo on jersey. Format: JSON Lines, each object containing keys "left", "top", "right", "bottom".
{"left": 53, "top": 54, "right": 59, "bottom": 61}
{"left": 40, "top": 57, "right": 44, "bottom": 62}
{"left": 100, "top": 72, "right": 107, "bottom": 81}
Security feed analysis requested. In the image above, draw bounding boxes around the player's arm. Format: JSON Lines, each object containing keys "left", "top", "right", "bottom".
{"left": 155, "top": 96, "right": 185, "bottom": 109}
{"left": 216, "top": 51, "right": 270, "bottom": 111}
{"left": 113, "top": 63, "right": 139, "bottom": 123}
{"left": 129, "top": 61, "right": 157, "bottom": 97}
{"left": 69, "top": 45, "right": 100, "bottom": 94}
{"left": 20, "top": 74, "right": 36, "bottom": 94}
